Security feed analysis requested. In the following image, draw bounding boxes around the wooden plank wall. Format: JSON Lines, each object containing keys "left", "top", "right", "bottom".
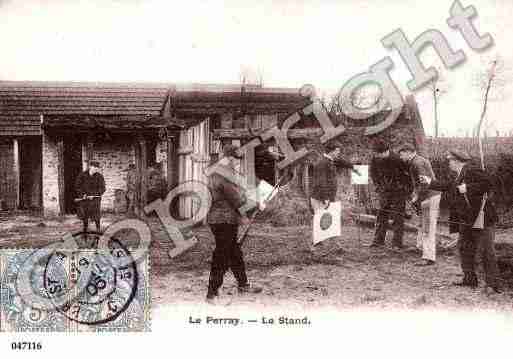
{"left": 178, "top": 118, "right": 210, "bottom": 218}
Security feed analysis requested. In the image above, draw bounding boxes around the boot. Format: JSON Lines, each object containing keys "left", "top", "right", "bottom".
{"left": 452, "top": 272, "right": 478, "bottom": 288}
{"left": 206, "top": 289, "right": 219, "bottom": 303}
{"left": 238, "top": 284, "right": 263, "bottom": 294}
{"left": 369, "top": 240, "right": 385, "bottom": 248}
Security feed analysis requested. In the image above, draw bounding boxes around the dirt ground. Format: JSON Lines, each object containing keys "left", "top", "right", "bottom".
{"left": 1, "top": 212, "right": 513, "bottom": 311}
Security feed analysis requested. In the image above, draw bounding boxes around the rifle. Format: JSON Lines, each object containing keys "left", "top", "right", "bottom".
{"left": 237, "top": 176, "right": 285, "bottom": 245}
{"left": 74, "top": 195, "right": 101, "bottom": 202}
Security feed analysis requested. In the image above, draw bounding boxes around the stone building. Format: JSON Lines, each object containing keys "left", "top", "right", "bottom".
{"left": 0, "top": 81, "right": 306, "bottom": 216}
{"left": 0, "top": 81, "right": 424, "bottom": 217}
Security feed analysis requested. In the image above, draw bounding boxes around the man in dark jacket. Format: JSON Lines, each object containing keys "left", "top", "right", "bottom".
{"left": 206, "top": 144, "right": 262, "bottom": 302}
{"left": 147, "top": 162, "right": 166, "bottom": 203}
{"left": 309, "top": 142, "right": 359, "bottom": 213}
{"left": 75, "top": 160, "right": 106, "bottom": 232}
{"left": 420, "top": 150, "right": 501, "bottom": 293}
{"left": 370, "top": 140, "right": 412, "bottom": 248}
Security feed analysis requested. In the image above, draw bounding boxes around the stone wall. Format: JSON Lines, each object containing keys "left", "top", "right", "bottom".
{"left": 42, "top": 133, "right": 60, "bottom": 216}
{"left": 92, "top": 136, "right": 135, "bottom": 211}
{"left": 41, "top": 133, "right": 172, "bottom": 216}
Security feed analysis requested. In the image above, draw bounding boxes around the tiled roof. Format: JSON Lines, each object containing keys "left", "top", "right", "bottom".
{"left": 0, "top": 81, "right": 306, "bottom": 135}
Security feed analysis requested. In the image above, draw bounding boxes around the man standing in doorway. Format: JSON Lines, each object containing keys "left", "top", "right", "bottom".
{"left": 370, "top": 140, "right": 412, "bottom": 249}
{"left": 399, "top": 144, "right": 441, "bottom": 265}
{"left": 75, "top": 160, "right": 106, "bottom": 232}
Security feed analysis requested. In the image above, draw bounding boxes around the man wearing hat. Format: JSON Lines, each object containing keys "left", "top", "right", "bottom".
{"left": 75, "top": 160, "right": 106, "bottom": 232}
{"left": 420, "top": 150, "right": 501, "bottom": 293}
{"left": 399, "top": 143, "right": 441, "bottom": 265}
{"left": 309, "top": 140, "right": 360, "bottom": 213}
{"left": 147, "top": 162, "right": 166, "bottom": 203}
{"left": 370, "top": 140, "right": 412, "bottom": 248}
{"left": 206, "top": 143, "right": 262, "bottom": 302}
{"left": 125, "top": 163, "right": 137, "bottom": 216}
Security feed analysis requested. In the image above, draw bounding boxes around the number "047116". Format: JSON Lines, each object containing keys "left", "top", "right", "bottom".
{"left": 11, "top": 342, "right": 42, "bottom": 350}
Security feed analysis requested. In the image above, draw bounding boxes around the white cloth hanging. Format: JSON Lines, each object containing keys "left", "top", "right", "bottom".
{"left": 312, "top": 201, "right": 342, "bottom": 245}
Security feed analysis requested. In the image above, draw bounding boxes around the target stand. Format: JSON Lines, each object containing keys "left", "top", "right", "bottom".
{"left": 305, "top": 201, "right": 345, "bottom": 257}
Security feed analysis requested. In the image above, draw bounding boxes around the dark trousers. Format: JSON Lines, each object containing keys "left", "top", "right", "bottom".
{"left": 208, "top": 224, "right": 248, "bottom": 295}
{"left": 77, "top": 198, "right": 101, "bottom": 232}
{"left": 374, "top": 196, "right": 405, "bottom": 245}
{"left": 458, "top": 225, "right": 499, "bottom": 287}
{"left": 82, "top": 219, "right": 101, "bottom": 232}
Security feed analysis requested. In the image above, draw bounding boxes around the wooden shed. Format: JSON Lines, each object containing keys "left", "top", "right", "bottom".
{"left": 0, "top": 81, "right": 306, "bottom": 216}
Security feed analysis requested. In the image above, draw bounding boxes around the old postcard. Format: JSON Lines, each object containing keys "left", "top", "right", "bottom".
{"left": 0, "top": 0, "right": 512, "bottom": 357}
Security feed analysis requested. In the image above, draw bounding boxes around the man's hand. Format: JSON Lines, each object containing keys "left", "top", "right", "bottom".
{"left": 419, "top": 175, "right": 432, "bottom": 185}
{"left": 457, "top": 183, "right": 467, "bottom": 194}
{"left": 258, "top": 202, "right": 266, "bottom": 211}
{"left": 240, "top": 216, "right": 250, "bottom": 226}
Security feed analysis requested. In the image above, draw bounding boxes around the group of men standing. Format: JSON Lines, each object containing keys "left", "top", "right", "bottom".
{"left": 370, "top": 141, "right": 441, "bottom": 266}
{"left": 370, "top": 140, "right": 501, "bottom": 293}
{"left": 73, "top": 140, "right": 502, "bottom": 302}
{"left": 204, "top": 139, "right": 502, "bottom": 303}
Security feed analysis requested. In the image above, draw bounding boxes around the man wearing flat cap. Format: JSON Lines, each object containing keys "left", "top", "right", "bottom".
{"left": 370, "top": 140, "right": 412, "bottom": 248}
{"left": 75, "top": 160, "right": 106, "bottom": 232}
{"left": 420, "top": 149, "right": 501, "bottom": 293}
{"left": 309, "top": 140, "right": 360, "bottom": 213}
{"left": 399, "top": 143, "right": 441, "bottom": 264}
{"left": 205, "top": 143, "right": 262, "bottom": 302}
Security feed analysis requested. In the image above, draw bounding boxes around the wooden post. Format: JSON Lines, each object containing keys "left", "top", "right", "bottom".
{"left": 57, "top": 138, "right": 65, "bottom": 215}
{"left": 138, "top": 137, "right": 148, "bottom": 211}
{"left": 82, "top": 133, "right": 94, "bottom": 170}
{"left": 13, "top": 138, "right": 20, "bottom": 210}
{"left": 166, "top": 133, "right": 178, "bottom": 191}
{"left": 133, "top": 140, "right": 141, "bottom": 216}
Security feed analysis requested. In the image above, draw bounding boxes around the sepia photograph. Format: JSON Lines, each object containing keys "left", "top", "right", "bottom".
{"left": 0, "top": 0, "right": 512, "bottom": 357}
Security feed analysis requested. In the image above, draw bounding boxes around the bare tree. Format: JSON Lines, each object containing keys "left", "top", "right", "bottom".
{"left": 472, "top": 55, "right": 512, "bottom": 167}
{"left": 239, "top": 65, "right": 264, "bottom": 87}
{"left": 427, "top": 68, "right": 450, "bottom": 138}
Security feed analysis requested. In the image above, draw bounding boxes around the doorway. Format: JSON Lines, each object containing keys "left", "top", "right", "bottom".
{"left": 254, "top": 144, "right": 276, "bottom": 186}
{"left": 63, "top": 137, "right": 83, "bottom": 214}
{"left": 19, "top": 137, "right": 43, "bottom": 210}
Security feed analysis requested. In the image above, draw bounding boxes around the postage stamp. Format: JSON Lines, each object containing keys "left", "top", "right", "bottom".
{"left": 0, "top": 242, "right": 150, "bottom": 332}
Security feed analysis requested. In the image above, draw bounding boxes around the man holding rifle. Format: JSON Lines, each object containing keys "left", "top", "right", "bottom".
{"left": 206, "top": 144, "right": 262, "bottom": 303}
{"left": 75, "top": 160, "right": 106, "bottom": 233}
{"left": 370, "top": 140, "right": 412, "bottom": 249}
{"left": 419, "top": 149, "right": 501, "bottom": 293}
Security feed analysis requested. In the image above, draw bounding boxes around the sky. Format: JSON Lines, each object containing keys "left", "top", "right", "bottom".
{"left": 0, "top": 0, "right": 512, "bottom": 136}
